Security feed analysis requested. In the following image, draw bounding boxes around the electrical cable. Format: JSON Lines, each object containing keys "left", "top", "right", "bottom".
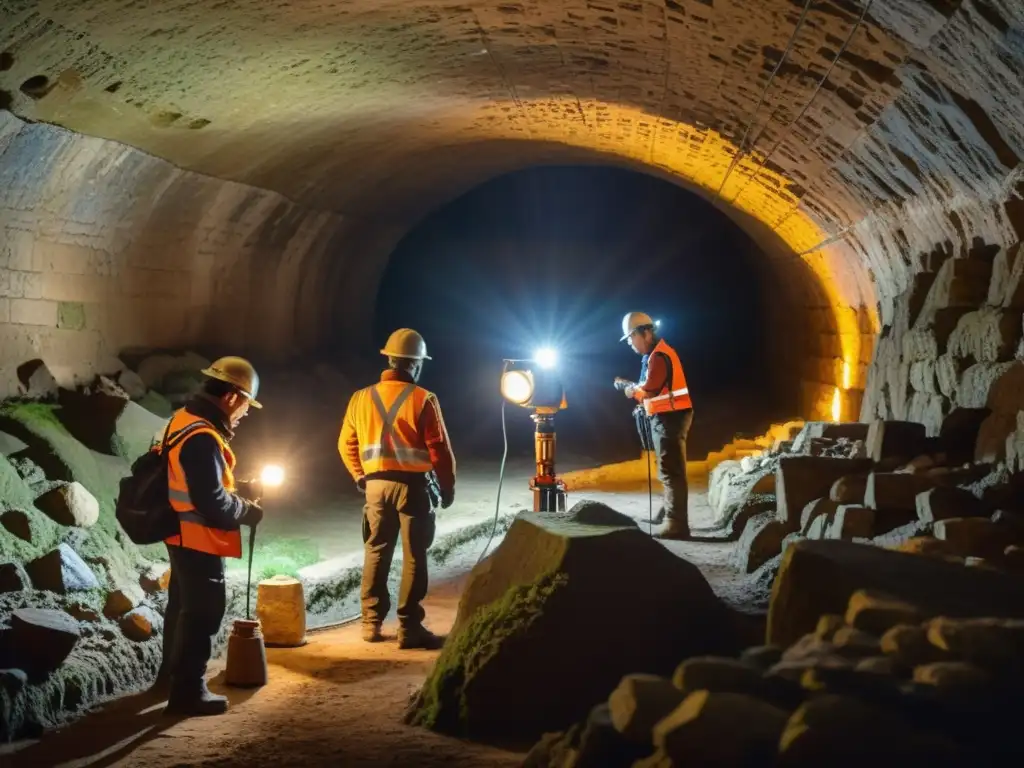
{"left": 715, "top": 0, "right": 815, "bottom": 197}
{"left": 476, "top": 369, "right": 511, "bottom": 567}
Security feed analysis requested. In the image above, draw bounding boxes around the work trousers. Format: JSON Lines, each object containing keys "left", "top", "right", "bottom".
{"left": 361, "top": 478, "right": 436, "bottom": 630}
{"left": 162, "top": 544, "right": 227, "bottom": 698}
{"left": 650, "top": 408, "right": 694, "bottom": 526}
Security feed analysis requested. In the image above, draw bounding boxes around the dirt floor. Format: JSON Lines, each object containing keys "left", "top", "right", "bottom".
{"left": 2, "top": 471, "right": 751, "bottom": 767}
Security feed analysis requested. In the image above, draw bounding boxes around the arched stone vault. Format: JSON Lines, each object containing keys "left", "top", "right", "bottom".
{"left": 1, "top": 1, "right": 1023, "bottom": 422}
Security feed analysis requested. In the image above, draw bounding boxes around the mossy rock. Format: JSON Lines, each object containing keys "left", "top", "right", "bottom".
{"left": 0, "top": 452, "right": 37, "bottom": 510}
{"left": 407, "top": 512, "right": 735, "bottom": 741}
{"left": 136, "top": 391, "right": 174, "bottom": 419}
{"left": 56, "top": 390, "right": 165, "bottom": 463}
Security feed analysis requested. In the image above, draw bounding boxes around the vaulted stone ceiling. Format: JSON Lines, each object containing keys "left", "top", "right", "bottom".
{"left": 2, "top": 0, "right": 1023, "bottom": 413}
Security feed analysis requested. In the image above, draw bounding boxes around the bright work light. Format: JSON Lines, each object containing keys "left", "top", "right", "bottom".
{"left": 533, "top": 347, "right": 557, "bottom": 369}
{"left": 500, "top": 370, "right": 534, "bottom": 405}
{"left": 260, "top": 464, "right": 285, "bottom": 488}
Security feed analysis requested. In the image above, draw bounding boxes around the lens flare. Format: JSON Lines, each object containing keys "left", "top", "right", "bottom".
{"left": 261, "top": 464, "right": 285, "bottom": 488}
{"left": 534, "top": 347, "right": 557, "bottom": 369}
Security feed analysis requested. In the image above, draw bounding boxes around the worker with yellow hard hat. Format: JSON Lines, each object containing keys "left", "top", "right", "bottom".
{"left": 158, "top": 355, "right": 265, "bottom": 717}
{"left": 339, "top": 328, "right": 456, "bottom": 649}
{"left": 614, "top": 312, "right": 694, "bottom": 540}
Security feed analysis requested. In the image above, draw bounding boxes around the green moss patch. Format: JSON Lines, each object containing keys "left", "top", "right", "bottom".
{"left": 0, "top": 452, "right": 37, "bottom": 510}
{"left": 408, "top": 571, "right": 568, "bottom": 735}
{"left": 230, "top": 535, "right": 321, "bottom": 581}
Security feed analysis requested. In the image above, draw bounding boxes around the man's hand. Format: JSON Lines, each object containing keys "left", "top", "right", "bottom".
{"left": 236, "top": 479, "right": 263, "bottom": 503}
{"left": 613, "top": 377, "right": 631, "bottom": 392}
{"left": 440, "top": 488, "right": 455, "bottom": 509}
{"left": 241, "top": 501, "right": 264, "bottom": 527}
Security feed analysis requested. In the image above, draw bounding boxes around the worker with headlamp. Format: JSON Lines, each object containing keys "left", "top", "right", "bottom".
{"left": 614, "top": 312, "right": 694, "bottom": 540}
{"left": 339, "top": 328, "right": 456, "bottom": 650}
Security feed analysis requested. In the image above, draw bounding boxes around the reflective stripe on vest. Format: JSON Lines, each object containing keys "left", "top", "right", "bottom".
{"left": 354, "top": 381, "right": 433, "bottom": 474}
{"left": 163, "top": 409, "right": 242, "bottom": 558}
{"left": 644, "top": 339, "right": 693, "bottom": 416}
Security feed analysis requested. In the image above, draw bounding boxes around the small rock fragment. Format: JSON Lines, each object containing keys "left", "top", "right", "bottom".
{"left": 607, "top": 674, "right": 686, "bottom": 744}
{"left": 35, "top": 482, "right": 100, "bottom": 528}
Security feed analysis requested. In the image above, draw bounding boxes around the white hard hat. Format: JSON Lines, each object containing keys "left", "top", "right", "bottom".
{"left": 380, "top": 328, "right": 431, "bottom": 360}
{"left": 620, "top": 312, "right": 655, "bottom": 342}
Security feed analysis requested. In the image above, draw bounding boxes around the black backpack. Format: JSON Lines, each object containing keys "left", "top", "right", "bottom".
{"left": 115, "top": 420, "right": 208, "bottom": 545}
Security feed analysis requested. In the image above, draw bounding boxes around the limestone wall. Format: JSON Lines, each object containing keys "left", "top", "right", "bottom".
{"left": 0, "top": 111, "right": 344, "bottom": 398}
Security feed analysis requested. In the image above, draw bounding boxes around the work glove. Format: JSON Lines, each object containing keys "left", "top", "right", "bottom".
{"left": 613, "top": 377, "right": 631, "bottom": 392}
{"left": 241, "top": 501, "right": 264, "bottom": 527}
{"left": 356, "top": 476, "right": 366, "bottom": 493}
{"left": 440, "top": 488, "right": 455, "bottom": 509}
{"left": 236, "top": 479, "right": 263, "bottom": 503}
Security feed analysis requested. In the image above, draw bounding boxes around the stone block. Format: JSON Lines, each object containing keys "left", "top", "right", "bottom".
{"left": 57, "top": 388, "right": 165, "bottom": 462}
{"left": 0, "top": 562, "right": 26, "bottom": 593}
{"left": 652, "top": 691, "right": 789, "bottom": 765}
{"left": 671, "top": 657, "right": 763, "bottom": 698}
{"left": 25, "top": 543, "right": 99, "bottom": 594}
{"left": 830, "top": 626, "right": 882, "bottom": 656}
{"left": 733, "top": 513, "right": 786, "bottom": 574}
{"left": 256, "top": 575, "right": 307, "bottom": 647}
{"left": 864, "top": 420, "right": 926, "bottom": 463}
{"left": 939, "top": 407, "right": 990, "bottom": 464}
{"left": 767, "top": 540, "right": 1024, "bottom": 647}
{"left": 880, "top": 624, "right": 946, "bottom": 667}
{"left": 906, "top": 392, "right": 948, "bottom": 436}
{"left": 804, "top": 511, "right": 833, "bottom": 539}
{"left": 987, "top": 241, "right": 1024, "bottom": 308}
{"left": 956, "top": 361, "right": 1015, "bottom": 409}
{"left": 825, "top": 505, "right": 873, "bottom": 540}
{"left": 799, "top": 497, "right": 836, "bottom": 534}
{"left": 912, "top": 661, "right": 990, "bottom": 690}
{"left": 775, "top": 456, "right": 872, "bottom": 530}
{"left": 935, "top": 354, "right": 966, "bottom": 398}
{"left": 933, "top": 517, "right": 1018, "bottom": 560}
{"left": 34, "top": 482, "right": 99, "bottom": 528}
{"left": 845, "top": 590, "right": 924, "bottom": 636}
{"left": 948, "top": 307, "right": 1022, "bottom": 363}
{"left": 916, "top": 486, "right": 988, "bottom": 523}
{"left": 120, "top": 607, "right": 158, "bottom": 642}
{"left": 864, "top": 472, "right": 936, "bottom": 511}
{"left": 608, "top": 674, "right": 685, "bottom": 744}
{"left": 925, "top": 616, "right": 1024, "bottom": 675}
{"left": 813, "top": 614, "right": 844, "bottom": 642}
{"left": 10, "top": 298, "right": 57, "bottom": 327}
{"left": 11, "top": 607, "right": 81, "bottom": 680}
{"left": 828, "top": 474, "right": 868, "bottom": 504}
{"left": 909, "top": 360, "right": 936, "bottom": 393}
{"left": 406, "top": 509, "right": 733, "bottom": 740}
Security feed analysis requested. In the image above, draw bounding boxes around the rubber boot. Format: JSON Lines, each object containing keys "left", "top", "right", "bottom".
{"left": 652, "top": 518, "right": 691, "bottom": 541}
{"left": 361, "top": 621, "right": 383, "bottom": 643}
{"left": 398, "top": 625, "right": 445, "bottom": 650}
{"left": 164, "top": 681, "right": 228, "bottom": 717}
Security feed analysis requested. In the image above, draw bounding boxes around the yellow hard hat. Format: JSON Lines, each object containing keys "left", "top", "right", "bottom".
{"left": 200, "top": 356, "right": 262, "bottom": 408}
{"left": 620, "top": 311, "right": 655, "bottom": 342}
{"left": 380, "top": 328, "right": 431, "bottom": 360}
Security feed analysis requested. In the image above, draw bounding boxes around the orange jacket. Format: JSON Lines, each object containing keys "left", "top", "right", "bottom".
{"left": 163, "top": 408, "right": 243, "bottom": 558}
{"left": 340, "top": 370, "right": 456, "bottom": 492}
{"left": 632, "top": 338, "right": 693, "bottom": 415}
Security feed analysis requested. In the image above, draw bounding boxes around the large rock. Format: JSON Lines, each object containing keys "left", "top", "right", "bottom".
{"left": 825, "top": 505, "right": 873, "bottom": 540}
{"left": 933, "top": 517, "right": 1019, "bottom": 559}
{"left": 829, "top": 475, "right": 868, "bottom": 505}
{"left": 56, "top": 389, "right": 165, "bottom": 462}
{"left": 652, "top": 691, "right": 789, "bottom": 765}
{"left": 25, "top": 543, "right": 100, "bottom": 593}
{"left": 767, "top": 540, "right": 1024, "bottom": 647}
{"left": 0, "top": 562, "right": 26, "bottom": 592}
{"left": 864, "top": 420, "right": 926, "bottom": 463}
{"left": 939, "top": 408, "right": 991, "bottom": 464}
{"left": 916, "top": 486, "right": 988, "bottom": 523}
{"left": 34, "top": 482, "right": 100, "bottom": 528}
{"left": 864, "top": 472, "right": 936, "bottom": 511}
{"left": 16, "top": 360, "right": 58, "bottom": 400}
{"left": 733, "top": 513, "right": 786, "bottom": 573}
{"left": 115, "top": 369, "right": 147, "bottom": 400}
{"left": 405, "top": 508, "right": 734, "bottom": 740}
{"left": 607, "top": 674, "right": 685, "bottom": 744}
{"left": 775, "top": 457, "right": 871, "bottom": 530}
{"left": 256, "top": 575, "right": 307, "bottom": 647}
{"left": 10, "top": 607, "right": 81, "bottom": 680}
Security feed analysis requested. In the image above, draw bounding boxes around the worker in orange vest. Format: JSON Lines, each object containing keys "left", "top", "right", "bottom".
{"left": 159, "top": 357, "right": 265, "bottom": 716}
{"left": 340, "top": 328, "right": 456, "bottom": 649}
{"left": 614, "top": 312, "right": 694, "bottom": 540}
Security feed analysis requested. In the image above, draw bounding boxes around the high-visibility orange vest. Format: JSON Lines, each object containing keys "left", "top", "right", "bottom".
{"left": 163, "top": 409, "right": 242, "bottom": 558}
{"left": 349, "top": 381, "right": 433, "bottom": 474}
{"left": 643, "top": 339, "right": 693, "bottom": 416}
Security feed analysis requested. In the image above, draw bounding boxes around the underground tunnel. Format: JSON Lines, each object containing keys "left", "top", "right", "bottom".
{"left": 1, "top": 0, "right": 1024, "bottom": 765}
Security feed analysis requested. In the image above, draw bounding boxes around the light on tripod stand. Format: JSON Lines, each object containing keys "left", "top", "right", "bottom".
{"left": 499, "top": 354, "right": 569, "bottom": 512}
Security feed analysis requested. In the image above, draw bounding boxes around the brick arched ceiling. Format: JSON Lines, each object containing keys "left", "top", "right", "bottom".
{"left": 2, "top": 1, "right": 1023, "bottom": 415}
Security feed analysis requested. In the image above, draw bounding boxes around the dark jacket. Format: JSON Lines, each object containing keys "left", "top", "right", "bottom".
{"left": 177, "top": 396, "right": 254, "bottom": 531}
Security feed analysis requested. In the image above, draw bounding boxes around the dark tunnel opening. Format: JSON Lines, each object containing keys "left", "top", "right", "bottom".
{"left": 373, "top": 164, "right": 795, "bottom": 466}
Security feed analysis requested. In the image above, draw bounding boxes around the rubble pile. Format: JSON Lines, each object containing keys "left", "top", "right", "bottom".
{"left": 706, "top": 413, "right": 1024, "bottom": 578}
{"left": 525, "top": 540, "right": 1024, "bottom": 767}
{"left": 405, "top": 503, "right": 738, "bottom": 741}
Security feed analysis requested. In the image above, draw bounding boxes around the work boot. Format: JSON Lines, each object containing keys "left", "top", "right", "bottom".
{"left": 164, "top": 682, "right": 229, "bottom": 717}
{"left": 398, "top": 625, "right": 445, "bottom": 651}
{"left": 651, "top": 519, "right": 691, "bottom": 541}
{"left": 649, "top": 506, "right": 666, "bottom": 526}
{"left": 361, "top": 621, "right": 383, "bottom": 643}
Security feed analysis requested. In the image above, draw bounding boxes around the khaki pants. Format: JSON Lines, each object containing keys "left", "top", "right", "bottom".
{"left": 361, "top": 478, "right": 436, "bottom": 629}
{"left": 650, "top": 408, "right": 694, "bottom": 527}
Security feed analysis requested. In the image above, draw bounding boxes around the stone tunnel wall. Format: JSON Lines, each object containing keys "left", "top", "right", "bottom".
{"left": 0, "top": 111, "right": 345, "bottom": 397}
